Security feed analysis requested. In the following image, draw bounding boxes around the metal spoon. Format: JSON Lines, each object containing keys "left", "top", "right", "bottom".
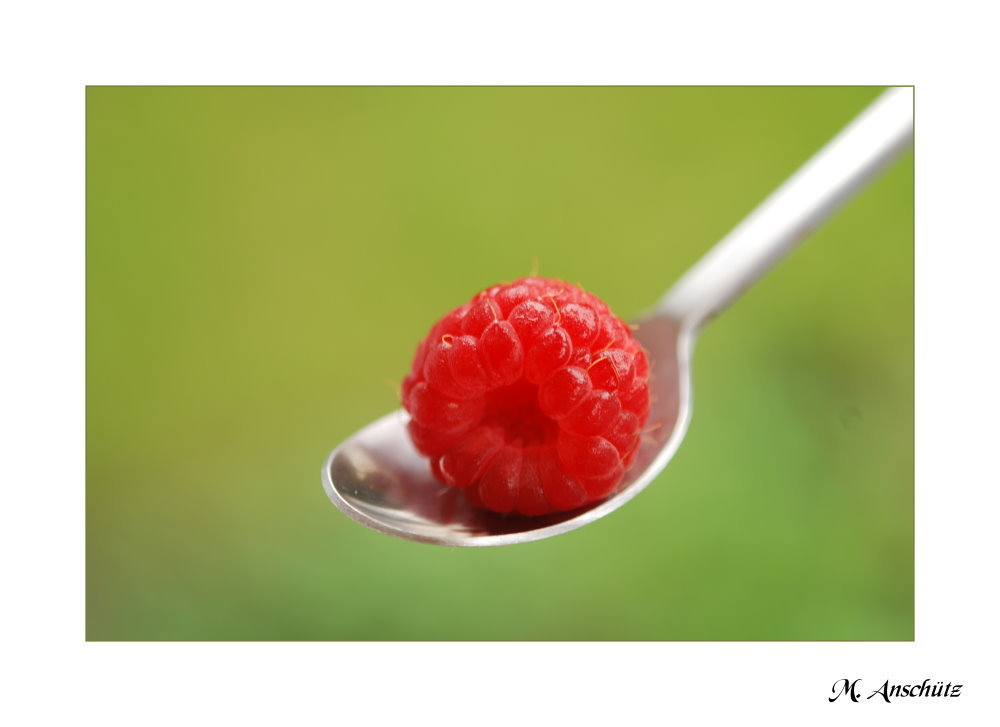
{"left": 322, "top": 87, "right": 913, "bottom": 546}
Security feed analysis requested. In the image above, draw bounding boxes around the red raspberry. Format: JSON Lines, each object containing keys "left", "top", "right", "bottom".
{"left": 402, "top": 277, "right": 650, "bottom": 516}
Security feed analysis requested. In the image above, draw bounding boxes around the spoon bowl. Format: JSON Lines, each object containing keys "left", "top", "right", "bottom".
{"left": 322, "top": 314, "right": 692, "bottom": 545}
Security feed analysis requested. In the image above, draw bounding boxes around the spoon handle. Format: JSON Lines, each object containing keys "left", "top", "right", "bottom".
{"left": 659, "top": 87, "right": 913, "bottom": 331}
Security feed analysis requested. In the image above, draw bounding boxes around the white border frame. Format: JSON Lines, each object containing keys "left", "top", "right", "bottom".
{"left": 2, "top": 1, "right": 997, "bottom": 724}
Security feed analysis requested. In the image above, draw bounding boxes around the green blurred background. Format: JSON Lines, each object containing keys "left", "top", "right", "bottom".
{"left": 86, "top": 87, "right": 912, "bottom": 640}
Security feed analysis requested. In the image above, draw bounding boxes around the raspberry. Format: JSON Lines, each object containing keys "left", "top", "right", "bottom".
{"left": 402, "top": 277, "right": 650, "bottom": 516}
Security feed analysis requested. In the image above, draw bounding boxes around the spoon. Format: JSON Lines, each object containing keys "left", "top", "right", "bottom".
{"left": 322, "top": 87, "right": 913, "bottom": 546}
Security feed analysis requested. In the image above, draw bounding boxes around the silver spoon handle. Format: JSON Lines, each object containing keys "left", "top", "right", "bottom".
{"left": 659, "top": 87, "right": 913, "bottom": 331}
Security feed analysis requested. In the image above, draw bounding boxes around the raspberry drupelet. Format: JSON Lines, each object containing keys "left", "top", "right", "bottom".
{"left": 401, "top": 277, "right": 651, "bottom": 516}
